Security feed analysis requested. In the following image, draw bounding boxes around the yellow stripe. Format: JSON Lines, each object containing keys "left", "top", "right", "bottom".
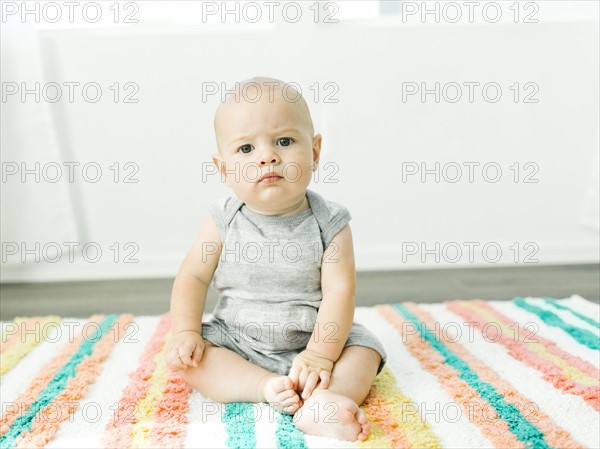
{"left": 357, "top": 421, "right": 393, "bottom": 449}
{"left": 0, "top": 316, "right": 61, "bottom": 376}
{"left": 1, "top": 316, "right": 28, "bottom": 350}
{"left": 129, "top": 332, "right": 172, "bottom": 448}
{"left": 462, "top": 301, "right": 598, "bottom": 386}
{"left": 377, "top": 368, "right": 441, "bottom": 449}
{"left": 359, "top": 368, "right": 441, "bottom": 448}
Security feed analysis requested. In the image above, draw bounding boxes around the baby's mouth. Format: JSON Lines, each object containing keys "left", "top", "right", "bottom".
{"left": 258, "top": 173, "right": 284, "bottom": 184}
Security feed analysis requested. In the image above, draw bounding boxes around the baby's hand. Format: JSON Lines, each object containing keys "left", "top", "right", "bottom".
{"left": 165, "top": 330, "right": 205, "bottom": 371}
{"left": 288, "top": 350, "right": 334, "bottom": 400}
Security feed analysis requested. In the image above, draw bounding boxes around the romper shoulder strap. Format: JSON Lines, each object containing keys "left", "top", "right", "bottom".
{"left": 306, "top": 189, "right": 331, "bottom": 238}
{"left": 209, "top": 195, "right": 244, "bottom": 242}
{"left": 306, "top": 189, "right": 351, "bottom": 248}
{"left": 222, "top": 195, "right": 244, "bottom": 227}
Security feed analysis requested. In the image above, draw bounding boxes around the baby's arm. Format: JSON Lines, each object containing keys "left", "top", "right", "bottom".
{"left": 166, "top": 216, "right": 222, "bottom": 371}
{"left": 289, "top": 224, "right": 356, "bottom": 398}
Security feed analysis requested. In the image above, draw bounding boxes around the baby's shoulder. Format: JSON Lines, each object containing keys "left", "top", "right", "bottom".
{"left": 307, "top": 189, "right": 350, "bottom": 219}
{"left": 210, "top": 195, "right": 243, "bottom": 215}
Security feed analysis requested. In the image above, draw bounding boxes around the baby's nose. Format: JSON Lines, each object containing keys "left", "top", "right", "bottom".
{"left": 260, "top": 157, "right": 278, "bottom": 165}
{"left": 259, "top": 149, "right": 280, "bottom": 165}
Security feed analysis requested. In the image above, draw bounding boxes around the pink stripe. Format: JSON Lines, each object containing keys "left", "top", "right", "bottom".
{"left": 405, "top": 302, "right": 585, "bottom": 449}
{"left": 148, "top": 368, "right": 192, "bottom": 448}
{"left": 447, "top": 300, "right": 600, "bottom": 411}
{"left": 102, "top": 313, "right": 172, "bottom": 449}
{"left": 14, "top": 315, "right": 134, "bottom": 449}
{"left": 0, "top": 315, "right": 105, "bottom": 435}
{"left": 475, "top": 300, "right": 598, "bottom": 378}
{"left": 377, "top": 305, "right": 526, "bottom": 449}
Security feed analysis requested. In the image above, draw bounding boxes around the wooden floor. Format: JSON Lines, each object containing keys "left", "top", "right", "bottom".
{"left": 1, "top": 264, "right": 598, "bottom": 320}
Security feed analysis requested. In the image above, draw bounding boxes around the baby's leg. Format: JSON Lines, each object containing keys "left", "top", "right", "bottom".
{"left": 293, "top": 346, "right": 381, "bottom": 441}
{"left": 178, "top": 341, "right": 302, "bottom": 414}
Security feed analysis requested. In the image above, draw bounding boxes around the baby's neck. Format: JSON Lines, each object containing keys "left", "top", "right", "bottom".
{"left": 246, "top": 194, "right": 309, "bottom": 217}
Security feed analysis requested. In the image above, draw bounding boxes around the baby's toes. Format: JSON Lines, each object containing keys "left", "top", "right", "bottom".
{"left": 280, "top": 393, "right": 301, "bottom": 414}
{"left": 356, "top": 408, "right": 369, "bottom": 425}
{"left": 263, "top": 375, "right": 303, "bottom": 414}
{"left": 264, "top": 376, "right": 289, "bottom": 398}
{"left": 356, "top": 408, "right": 370, "bottom": 440}
{"left": 281, "top": 376, "right": 294, "bottom": 390}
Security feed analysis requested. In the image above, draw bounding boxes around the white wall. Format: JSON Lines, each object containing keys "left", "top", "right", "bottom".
{"left": 1, "top": 2, "right": 598, "bottom": 281}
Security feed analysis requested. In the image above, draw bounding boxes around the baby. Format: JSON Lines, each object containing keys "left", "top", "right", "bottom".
{"left": 166, "top": 76, "right": 387, "bottom": 442}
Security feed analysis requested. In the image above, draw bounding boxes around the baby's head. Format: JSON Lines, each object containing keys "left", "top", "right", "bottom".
{"left": 212, "top": 76, "right": 321, "bottom": 215}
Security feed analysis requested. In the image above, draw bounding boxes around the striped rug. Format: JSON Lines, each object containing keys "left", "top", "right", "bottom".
{"left": 1, "top": 295, "right": 598, "bottom": 448}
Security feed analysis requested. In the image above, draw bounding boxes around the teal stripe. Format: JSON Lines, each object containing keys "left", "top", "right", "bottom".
{"left": 0, "top": 315, "right": 118, "bottom": 449}
{"left": 224, "top": 402, "right": 256, "bottom": 449}
{"left": 392, "top": 303, "right": 552, "bottom": 449}
{"left": 275, "top": 412, "right": 306, "bottom": 449}
{"left": 543, "top": 297, "right": 600, "bottom": 329}
{"left": 515, "top": 298, "right": 599, "bottom": 350}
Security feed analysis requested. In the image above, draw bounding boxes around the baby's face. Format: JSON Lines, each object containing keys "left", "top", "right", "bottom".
{"left": 213, "top": 89, "right": 321, "bottom": 214}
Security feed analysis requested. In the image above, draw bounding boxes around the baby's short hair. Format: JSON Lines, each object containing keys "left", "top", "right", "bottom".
{"left": 214, "top": 76, "right": 314, "bottom": 136}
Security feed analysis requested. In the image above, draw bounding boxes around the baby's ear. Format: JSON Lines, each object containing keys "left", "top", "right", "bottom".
{"left": 211, "top": 153, "right": 230, "bottom": 186}
{"left": 212, "top": 153, "right": 224, "bottom": 172}
{"left": 312, "top": 134, "right": 322, "bottom": 162}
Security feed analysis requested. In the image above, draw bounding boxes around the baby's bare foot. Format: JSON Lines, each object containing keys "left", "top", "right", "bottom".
{"left": 293, "top": 389, "right": 370, "bottom": 441}
{"left": 261, "top": 374, "right": 302, "bottom": 415}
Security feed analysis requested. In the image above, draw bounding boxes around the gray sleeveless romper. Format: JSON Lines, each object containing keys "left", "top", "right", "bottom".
{"left": 201, "top": 189, "right": 386, "bottom": 375}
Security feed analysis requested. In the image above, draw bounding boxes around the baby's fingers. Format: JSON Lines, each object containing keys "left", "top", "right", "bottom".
{"left": 298, "top": 367, "right": 311, "bottom": 391}
{"left": 178, "top": 344, "right": 195, "bottom": 367}
{"left": 288, "top": 365, "right": 302, "bottom": 389}
{"left": 191, "top": 343, "right": 204, "bottom": 367}
{"left": 301, "top": 370, "right": 320, "bottom": 400}
{"left": 318, "top": 370, "right": 331, "bottom": 389}
{"left": 166, "top": 347, "right": 186, "bottom": 371}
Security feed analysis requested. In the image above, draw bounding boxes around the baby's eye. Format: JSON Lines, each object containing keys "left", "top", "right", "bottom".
{"left": 238, "top": 144, "right": 254, "bottom": 154}
{"left": 277, "top": 137, "right": 294, "bottom": 147}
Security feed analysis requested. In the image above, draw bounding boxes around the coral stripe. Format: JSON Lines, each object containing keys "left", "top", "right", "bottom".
{"left": 0, "top": 315, "right": 104, "bottom": 434}
{"left": 0, "top": 316, "right": 61, "bottom": 375}
{"left": 395, "top": 302, "right": 556, "bottom": 448}
{"left": 406, "top": 302, "right": 585, "bottom": 449}
{"left": 147, "top": 367, "right": 192, "bottom": 449}
{"left": 0, "top": 315, "right": 125, "bottom": 449}
{"left": 129, "top": 332, "right": 171, "bottom": 448}
{"left": 13, "top": 315, "right": 133, "bottom": 449}
{"left": 377, "top": 304, "right": 530, "bottom": 449}
{"left": 102, "top": 314, "right": 171, "bottom": 449}
{"left": 448, "top": 300, "right": 600, "bottom": 411}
